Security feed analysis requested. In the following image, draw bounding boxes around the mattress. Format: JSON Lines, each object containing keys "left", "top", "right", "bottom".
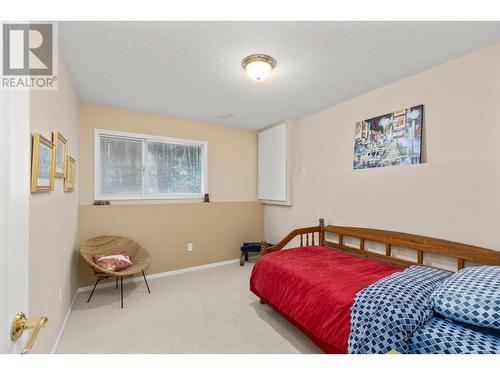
{"left": 249, "top": 246, "right": 401, "bottom": 353}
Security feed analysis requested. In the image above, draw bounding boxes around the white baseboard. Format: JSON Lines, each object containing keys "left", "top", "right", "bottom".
{"left": 77, "top": 256, "right": 256, "bottom": 293}
{"left": 51, "top": 290, "right": 79, "bottom": 354}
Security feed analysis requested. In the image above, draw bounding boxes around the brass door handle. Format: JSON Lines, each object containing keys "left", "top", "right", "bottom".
{"left": 10, "top": 312, "right": 48, "bottom": 354}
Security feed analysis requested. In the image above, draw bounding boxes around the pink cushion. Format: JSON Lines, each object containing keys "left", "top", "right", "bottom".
{"left": 93, "top": 252, "right": 132, "bottom": 272}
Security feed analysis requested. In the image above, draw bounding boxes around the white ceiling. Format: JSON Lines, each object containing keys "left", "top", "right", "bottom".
{"left": 59, "top": 22, "right": 500, "bottom": 130}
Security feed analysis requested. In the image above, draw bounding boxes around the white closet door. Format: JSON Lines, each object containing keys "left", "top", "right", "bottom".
{"left": 258, "top": 122, "right": 289, "bottom": 203}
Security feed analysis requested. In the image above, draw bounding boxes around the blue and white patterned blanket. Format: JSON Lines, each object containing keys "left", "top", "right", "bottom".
{"left": 348, "top": 266, "right": 452, "bottom": 354}
{"left": 407, "top": 316, "right": 500, "bottom": 354}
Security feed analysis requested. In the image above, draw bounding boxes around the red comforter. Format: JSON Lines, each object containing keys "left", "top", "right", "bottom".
{"left": 250, "top": 246, "right": 401, "bottom": 353}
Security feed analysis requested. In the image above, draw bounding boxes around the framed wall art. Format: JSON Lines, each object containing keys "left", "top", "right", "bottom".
{"left": 353, "top": 105, "right": 423, "bottom": 170}
{"left": 31, "top": 133, "right": 56, "bottom": 192}
{"left": 53, "top": 131, "right": 68, "bottom": 178}
{"left": 64, "top": 156, "right": 76, "bottom": 192}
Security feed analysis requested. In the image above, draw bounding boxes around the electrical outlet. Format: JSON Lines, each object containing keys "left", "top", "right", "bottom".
{"left": 187, "top": 243, "right": 193, "bottom": 252}
{"left": 59, "top": 286, "right": 63, "bottom": 303}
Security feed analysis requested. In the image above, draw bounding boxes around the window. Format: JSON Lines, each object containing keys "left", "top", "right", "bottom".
{"left": 94, "top": 129, "right": 207, "bottom": 200}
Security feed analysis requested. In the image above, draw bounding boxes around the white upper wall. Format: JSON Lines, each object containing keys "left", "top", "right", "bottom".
{"left": 265, "top": 43, "right": 500, "bottom": 260}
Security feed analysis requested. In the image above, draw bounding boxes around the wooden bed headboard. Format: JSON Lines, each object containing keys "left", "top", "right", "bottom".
{"left": 261, "top": 218, "right": 500, "bottom": 271}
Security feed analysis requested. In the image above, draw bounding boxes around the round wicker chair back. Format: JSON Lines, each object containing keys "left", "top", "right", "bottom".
{"left": 80, "top": 236, "right": 151, "bottom": 277}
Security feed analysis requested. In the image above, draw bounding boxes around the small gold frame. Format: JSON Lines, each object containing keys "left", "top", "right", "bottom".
{"left": 53, "top": 131, "right": 68, "bottom": 178}
{"left": 31, "top": 133, "right": 56, "bottom": 193}
{"left": 64, "top": 156, "right": 76, "bottom": 192}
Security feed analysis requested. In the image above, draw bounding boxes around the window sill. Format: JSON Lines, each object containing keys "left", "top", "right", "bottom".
{"left": 83, "top": 200, "right": 260, "bottom": 208}
{"left": 94, "top": 194, "right": 204, "bottom": 201}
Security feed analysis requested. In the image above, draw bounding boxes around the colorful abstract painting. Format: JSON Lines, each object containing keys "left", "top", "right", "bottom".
{"left": 353, "top": 105, "right": 423, "bottom": 169}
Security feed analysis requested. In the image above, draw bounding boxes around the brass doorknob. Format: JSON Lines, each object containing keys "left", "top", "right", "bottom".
{"left": 10, "top": 312, "right": 48, "bottom": 354}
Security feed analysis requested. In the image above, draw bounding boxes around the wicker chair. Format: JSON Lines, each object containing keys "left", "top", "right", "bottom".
{"left": 80, "top": 236, "right": 152, "bottom": 308}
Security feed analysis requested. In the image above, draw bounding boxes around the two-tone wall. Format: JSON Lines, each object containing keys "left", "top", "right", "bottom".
{"left": 265, "top": 43, "right": 500, "bottom": 259}
{"left": 78, "top": 104, "right": 263, "bottom": 286}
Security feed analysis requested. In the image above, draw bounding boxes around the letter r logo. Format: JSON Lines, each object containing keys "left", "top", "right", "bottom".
{"left": 3, "top": 23, "right": 53, "bottom": 76}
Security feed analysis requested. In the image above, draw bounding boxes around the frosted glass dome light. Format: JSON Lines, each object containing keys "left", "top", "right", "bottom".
{"left": 241, "top": 54, "right": 276, "bottom": 81}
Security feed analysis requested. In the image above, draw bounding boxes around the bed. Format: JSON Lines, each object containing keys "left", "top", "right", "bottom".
{"left": 250, "top": 246, "right": 401, "bottom": 353}
{"left": 250, "top": 219, "right": 500, "bottom": 354}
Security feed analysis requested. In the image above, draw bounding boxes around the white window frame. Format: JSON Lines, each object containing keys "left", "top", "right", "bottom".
{"left": 94, "top": 128, "right": 208, "bottom": 201}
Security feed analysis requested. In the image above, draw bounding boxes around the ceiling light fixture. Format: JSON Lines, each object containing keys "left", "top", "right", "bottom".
{"left": 241, "top": 54, "right": 277, "bottom": 81}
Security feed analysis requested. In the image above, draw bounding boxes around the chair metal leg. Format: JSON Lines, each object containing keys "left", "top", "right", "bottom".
{"left": 120, "top": 277, "right": 124, "bottom": 309}
{"left": 245, "top": 253, "right": 249, "bottom": 261}
{"left": 87, "top": 276, "right": 103, "bottom": 303}
{"left": 142, "top": 271, "right": 151, "bottom": 293}
{"left": 240, "top": 252, "right": 245, "bottom": 266}
{"left": 115, "top": 277, "right": 119, "bottom": 289}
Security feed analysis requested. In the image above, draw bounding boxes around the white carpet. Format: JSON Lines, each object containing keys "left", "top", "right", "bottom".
{"left": 57, "top": 260, "right": 323, "bottom": 353}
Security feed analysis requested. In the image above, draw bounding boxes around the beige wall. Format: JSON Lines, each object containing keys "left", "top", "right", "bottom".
{"left": 29, "top": 57, "right": 80, "bottom": 353}
{"left": 79, "top": 202, "right": 263, "bottom": 286}
{"left": 79, "top": 103, "right": 258, "bottom": 205}
{"left": 79, "top": 104, "right": 262, "bottom": 286}
{"left": 265, "top": 43, "right": 500, "bottom": 260}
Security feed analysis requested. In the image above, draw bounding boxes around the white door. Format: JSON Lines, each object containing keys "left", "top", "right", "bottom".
{"left": 0, "top": 88, "right": 31, "bottom": 353}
